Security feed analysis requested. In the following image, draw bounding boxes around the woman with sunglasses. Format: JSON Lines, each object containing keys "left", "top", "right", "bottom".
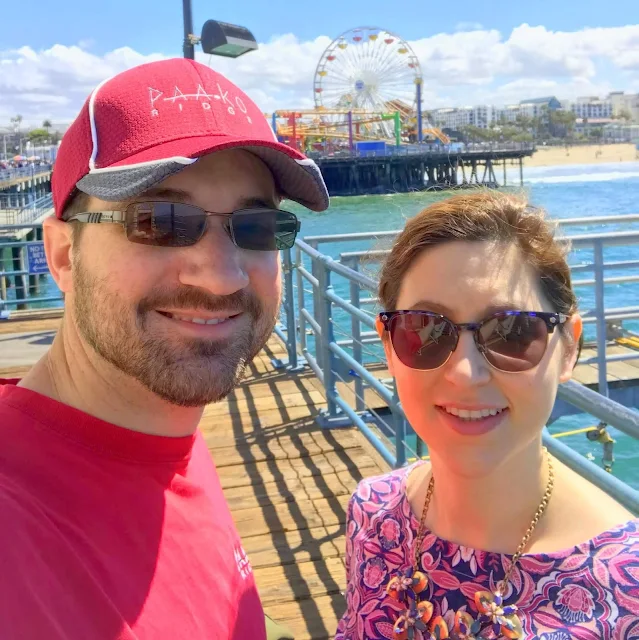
{"left": 335, "top": 191, "right": 638, "bottom": 640}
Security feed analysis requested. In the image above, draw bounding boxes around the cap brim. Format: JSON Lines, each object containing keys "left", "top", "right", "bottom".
{"left": 76, "top": 138, "right": 329, "bottom": 212}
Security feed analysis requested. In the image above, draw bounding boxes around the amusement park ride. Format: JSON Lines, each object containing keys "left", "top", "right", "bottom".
{"left": 270, "top": 26, "right": 449, "bottom": 153}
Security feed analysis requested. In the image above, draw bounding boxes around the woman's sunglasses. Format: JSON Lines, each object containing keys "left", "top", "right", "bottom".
{"left": 379, "top": 310, "right": 568, "bottom": 373}
{"left": 67, "top": 202, "right": 300, "bottom": 251}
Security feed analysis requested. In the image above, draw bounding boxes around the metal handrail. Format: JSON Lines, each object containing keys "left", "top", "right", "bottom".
{"left": 0, "top": 165, "right": 52, "bottom": 181}
{"left": 303, "top": 215, "right": 639, "bottom": 246}
{"left": 275, "top": 231, "right": 639, "bottom": 513}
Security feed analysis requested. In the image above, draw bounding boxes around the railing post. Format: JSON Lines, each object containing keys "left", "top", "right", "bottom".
{"left": 347, "top": 256, "right": 366, "bottom": 412}
{"left": 593, "top": 239, "right": 609, "bottom": 397}
{"left": 309, "top": 240, "right": 323, "bottom": 370}
{"left": 296, "top": 245, "right": 307, "bottom": 355}
{"left": 317, "top": 260, "right": 339, "bottom": 419}
{"left": 281, "top": 247, "right": 298, "bottom": 369}
{"left": 392, "top": 380, "right": 406, "bottom": 468}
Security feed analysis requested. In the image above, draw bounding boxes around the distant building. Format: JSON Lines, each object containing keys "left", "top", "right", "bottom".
{"left": 574, "top": 117, "right": 614, "bottom": 134}
{"left": 431, "top": 105, "right": 495, "bottom": 129}
{"left": 429, "top": 93, "right": 639, "bottom": 131}
{"left": 608, "top": 92, "right": 639, "bottom": 123}
{"left": 565, "top": 97, "right": 613, "bottom": 120}
{"left": 519, "top": 96, "right": 562, "bottom": 111}
{"left": 494, "top": 97, "right": 561, "bottom": 123}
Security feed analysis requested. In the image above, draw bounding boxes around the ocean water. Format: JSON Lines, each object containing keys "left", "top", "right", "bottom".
{"left": 285, "top": 161, "right": 639, "bottom": 489}
{"left": 9, "top": 161, "right": 639, "bottom": 487}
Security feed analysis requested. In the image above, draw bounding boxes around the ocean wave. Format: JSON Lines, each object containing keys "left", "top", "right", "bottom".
{"left": 525, "top": 171, "right": 639, "bottom": 184}
{"left": 505, "top": 160, "right": 639, "bottom": 185}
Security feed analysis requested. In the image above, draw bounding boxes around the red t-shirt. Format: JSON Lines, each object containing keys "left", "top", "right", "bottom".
{"left": 0, "top": 380, "right": 266, "bottom": 640}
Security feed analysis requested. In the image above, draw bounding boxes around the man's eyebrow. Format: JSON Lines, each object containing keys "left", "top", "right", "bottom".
{"left": 237, "top": 196, "right": 280, "bottom": 209}
{"left": 126, "top": 190, "right": 280, "bottom": 210}
{"left": 129, "top": 187, "right": 193, "bottom": 204}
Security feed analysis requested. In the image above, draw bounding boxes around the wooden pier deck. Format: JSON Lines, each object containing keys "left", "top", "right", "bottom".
{"left": 2, "top": 311, "right": 639, "bottom": 638}
{"left": 0, "top": 311, "right": 387, "bottom": 639}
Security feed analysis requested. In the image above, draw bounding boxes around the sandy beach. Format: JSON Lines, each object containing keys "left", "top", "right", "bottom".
{"left": 525, "top": 143, "right": 639, "bottom": 167}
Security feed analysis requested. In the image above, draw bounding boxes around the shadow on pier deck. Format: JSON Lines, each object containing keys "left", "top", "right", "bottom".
{"left": 0, "top": 311, "right": 388, "bottom": 639}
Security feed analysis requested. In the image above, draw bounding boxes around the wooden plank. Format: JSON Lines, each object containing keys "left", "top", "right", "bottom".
{"left": 216, "top": 448, "right": 378, "bottom": 490}
{"left": 0, "top": 365, "right": 31, "bottom": 379}
{"left": 231, "top": 494, "right": 350, "bottom": 539}
{"left": 606, "top": 359, "right": 639, "bottom": 381}
{"left": 0, "top": 320, "right": 60, "bottom": 335}
{"left": 254, "top": 556, "right": 345, "bottom": 606}
{"left": 608, "top": 344, "right": 639, "bottom": 370}
{"left": 198, "top": 406, "right": 321, "bottom": 439}
{"left": 572, "top": 364, "right": 601, "bottom": 386}
{"left": 205, "top": 431, "right": 360, "bottom": 467}
{"left": 264, "top": 594, "right": 346, "bottom": 640}
{"left": 222, "top": 376, "right": 323, "bottom": 401}
{"left": 242, "top": 524, "right": 345, "bottom": 569}
{"left": 223, "top": 466, "right": 375, "bottom": 511}
{"left": 201, "top": 416, "right": 320, "bottom": 444}
{"left": 201, "top": 388, "right": 326, "bottom": 419}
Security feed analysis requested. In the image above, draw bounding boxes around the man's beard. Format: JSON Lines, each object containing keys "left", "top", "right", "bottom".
{"left": 71, "top": 259, "right": 278, "bottom": 407}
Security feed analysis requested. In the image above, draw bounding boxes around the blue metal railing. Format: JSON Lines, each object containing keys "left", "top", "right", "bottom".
{"left": 0, "top": 194, "right": 53, "bottom": 226}
{"left": 274, "top": 221, "right": 639, "bottom": 513}
{"left": 0, "top": 165, "right": 52, "bottom": 183}
{"left": 308, "top": 142, "right": 536, "bottom": 160}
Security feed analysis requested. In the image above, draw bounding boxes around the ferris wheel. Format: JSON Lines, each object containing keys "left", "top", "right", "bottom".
{"left": 313, "top": 27, "right": 422, "bottom": 139}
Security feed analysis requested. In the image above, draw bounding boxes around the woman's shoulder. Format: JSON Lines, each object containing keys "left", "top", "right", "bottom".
{"left": 586, "top": 517, "right": 639, "bottom": 552}
{"left": 347, "top": 462, "right": 423, "bottom": 528}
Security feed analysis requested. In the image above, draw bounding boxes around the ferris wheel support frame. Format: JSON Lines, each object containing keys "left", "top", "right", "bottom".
{"left": 416, "top": 79, "right": 423, "bottom": 144}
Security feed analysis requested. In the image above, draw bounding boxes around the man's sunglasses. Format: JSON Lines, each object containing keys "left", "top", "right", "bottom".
{"left": 378, "top": 310, "right": 568, "bottom": 373}
{"left": 67, "top": 202, "right": 300, "bottom": 251}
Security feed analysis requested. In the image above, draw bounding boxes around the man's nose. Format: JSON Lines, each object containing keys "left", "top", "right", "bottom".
{"left": 176, "top": 222, "right": 249, "bottom": 296}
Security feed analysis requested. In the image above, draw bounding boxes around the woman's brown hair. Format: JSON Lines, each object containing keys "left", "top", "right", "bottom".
{"left": 378, "top": 190, "right": 579, "bottom": 342}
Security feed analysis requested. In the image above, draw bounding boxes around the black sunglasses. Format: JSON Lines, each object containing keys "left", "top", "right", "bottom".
{"left": 379, "top": 310, "right": 568, "bottom": 373}
{"left": 67, "top": 202, "right": 300, "bottom": 251}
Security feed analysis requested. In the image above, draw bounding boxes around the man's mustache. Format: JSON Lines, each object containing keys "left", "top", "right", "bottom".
{"left": 137, "top": 288, "right": 263, "bottom": 318}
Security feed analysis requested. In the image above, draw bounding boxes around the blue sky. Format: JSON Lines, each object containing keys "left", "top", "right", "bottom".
{"left": 3, "top": 0, "right": 637, "bottom": 56}
{"left": 1, "top": 1, "right": 638, "bottom": 126}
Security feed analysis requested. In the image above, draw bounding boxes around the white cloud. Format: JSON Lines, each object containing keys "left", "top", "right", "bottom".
{"left": 455, "top": 22, "right": 484, "bottom": 32}
{"left": 1, "top": 23, "right": 638, "bottom": 127}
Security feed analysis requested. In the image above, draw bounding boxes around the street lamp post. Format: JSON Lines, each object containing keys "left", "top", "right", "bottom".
{"left": 182, "top": 0, "right": 196, "bottom": 59}
{"left": 181, "top": 0, "right": 258, "bottom": 60}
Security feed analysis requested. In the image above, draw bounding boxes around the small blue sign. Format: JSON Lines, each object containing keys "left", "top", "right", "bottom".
{"left": 27, "top": 244, "right": 49, "bottom": 274}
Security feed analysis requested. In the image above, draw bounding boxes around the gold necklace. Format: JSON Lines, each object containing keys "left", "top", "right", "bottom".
{"left": 387, "top": 448, "right": 554, "bottom": 640}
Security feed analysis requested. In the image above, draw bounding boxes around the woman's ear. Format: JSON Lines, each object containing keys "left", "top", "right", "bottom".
{"left": 377, "top": 317, "right": 395, "bottom": 377}
{"left": 559, "top": 314, "right": 583, "bottom": 383}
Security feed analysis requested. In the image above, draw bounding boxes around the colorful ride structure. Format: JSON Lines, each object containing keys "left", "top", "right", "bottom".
{"left": 270, "top": 26, "right": 449, "bottom": 154}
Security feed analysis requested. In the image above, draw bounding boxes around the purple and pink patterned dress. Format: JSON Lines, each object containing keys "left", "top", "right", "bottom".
{"left": 335, "top": 463, "right": 639, "bottom": 639}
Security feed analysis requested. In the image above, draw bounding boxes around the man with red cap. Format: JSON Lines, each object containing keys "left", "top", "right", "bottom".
{"left": 0, "top": 58, "right": 328, "bottom": 638}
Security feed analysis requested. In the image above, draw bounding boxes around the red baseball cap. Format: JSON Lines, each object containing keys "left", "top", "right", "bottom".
{"left": 52, "top": 58, "right": 329, "bottom": 218}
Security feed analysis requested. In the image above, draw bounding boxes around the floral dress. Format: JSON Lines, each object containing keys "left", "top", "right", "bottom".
{"left": 335, "top": 463, "right": 639, "bottom": 639}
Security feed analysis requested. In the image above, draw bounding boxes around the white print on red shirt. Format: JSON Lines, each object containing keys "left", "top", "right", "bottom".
{"left": 234, "top": 545, "right": 253, "bottom": 581}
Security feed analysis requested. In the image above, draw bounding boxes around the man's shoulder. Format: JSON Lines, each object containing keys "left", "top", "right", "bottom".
{"left": 0, "top": 471, "right": 50, "bottom": 535}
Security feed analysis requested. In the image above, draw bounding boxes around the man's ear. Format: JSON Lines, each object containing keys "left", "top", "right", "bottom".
{"left": 43, "top": 217, "right": 74, "bottom": 294}
{"left": 559, "top": 314, "right": 583, "bottom": 383}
